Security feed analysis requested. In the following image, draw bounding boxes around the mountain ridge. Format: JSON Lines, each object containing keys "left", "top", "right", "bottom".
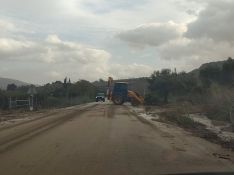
{"left": 0, "top": 77, "right": 30, "bottom": 90}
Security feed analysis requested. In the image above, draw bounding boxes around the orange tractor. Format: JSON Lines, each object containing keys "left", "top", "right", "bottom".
{"left": 107, "top": 77, "right": 144, "bottom": 106}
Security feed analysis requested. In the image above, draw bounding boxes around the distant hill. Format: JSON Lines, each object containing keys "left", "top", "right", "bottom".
{"left": 0, "top": 77, "right": 29, "bottom": 90}
{"left": 189, "top": 60, "right": 225, "bottom": 77}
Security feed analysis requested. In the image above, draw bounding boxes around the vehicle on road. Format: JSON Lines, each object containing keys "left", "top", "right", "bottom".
{"left": 96, "top": 92, "right": 105, "bottom": 102}
{"left": 107, "top": 77, "right": 144, "bottom": 105}
{"left": 111, "top": 82, "right": 129, "bottom": 105}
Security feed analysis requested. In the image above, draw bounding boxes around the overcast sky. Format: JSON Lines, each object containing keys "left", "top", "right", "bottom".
{"left": 0, "top": 0, "right": 233, "bottom": 84}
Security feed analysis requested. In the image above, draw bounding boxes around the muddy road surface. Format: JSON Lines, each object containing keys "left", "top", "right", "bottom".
{"left": 0, "top": 103, "right": 233, "bottom": 175}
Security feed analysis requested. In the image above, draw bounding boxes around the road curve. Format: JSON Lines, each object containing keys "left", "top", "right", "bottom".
{"left": 0, "top": 103, "right": 233, "bottom": 175}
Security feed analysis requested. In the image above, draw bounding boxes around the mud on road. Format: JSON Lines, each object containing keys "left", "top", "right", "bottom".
{"left": 0, "top": 103, "right": 233, "bottom": 175}
{"left": 0, "top": 103, "right": 97, "bottom": 152}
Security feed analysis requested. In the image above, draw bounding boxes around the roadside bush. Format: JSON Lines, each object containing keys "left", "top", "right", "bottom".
{"left": 44, "top": 96, "right": 61, "bottom": 107}
{"left": 204, "top": 84, "right": 234, "bottom": 122}
{"left": 205, "top": 104, "right": 231, "bottom": 122}
{"left": 144, "top": 93, "right": 160, "bottom": 105}
{"left": 176, "top": 115, "right": 199, "bottom": 128}
{"left": 39, "top": 95, "right": 95, "bottom": 109}
{"left": 162, "top": 112, "right": 201, "bottom": 129}
{"left": 0, "top": 92, "right": 8, "bottom": 110}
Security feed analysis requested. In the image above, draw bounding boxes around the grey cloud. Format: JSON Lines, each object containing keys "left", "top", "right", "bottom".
{"left": 0, "top": 17, "right": 155, "bottom": 83}
{"left": 0, "top": 38, "right": 44, "bottom": 60}
{"left": 0, "top": 19, "right": 15, "bottom": 33}
{"left": 185, "top": 0, "right": 234, "bottom": 43}
{"left": 158, "top": 38, "right": 234, "bottom": 61}
{"left": 186, "top": 9, "right": 198, "bottom": 16}
{"left": 0, "top": 34, "right": 111, "bottom": 64}
{"left": 0, "top": 0, "right": 62, "bottom": 17}
{"left": 82, "top": 0, "right": 149, "bottom": 14}
{"left": 109, "top": 63, "right": 153, "bottom": 79}
{"left": 0, "top": 34, "right": 111, "bottom": 83}
{"left": 117, "top": 22, "right": 184, "bottom": 47}
{"left": 44, "top": 35, "right": 111, "bottom": 64}
{"left": 1, "top": 0, "right": 218, "bottom": 82}
{"left": 158, "top": 0, "right": 234, "bottom": 62}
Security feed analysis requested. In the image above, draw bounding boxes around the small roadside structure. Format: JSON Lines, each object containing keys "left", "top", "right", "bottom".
{"left": 9, "top": 85, "right": 38, "bottom": 111}
{"left": 27, "top": 85, "right": 37, "bottom": 111}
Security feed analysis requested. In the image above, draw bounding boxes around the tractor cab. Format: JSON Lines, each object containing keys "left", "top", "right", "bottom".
{"left": 112, "top": 82, "right": 128, "bottom": 105}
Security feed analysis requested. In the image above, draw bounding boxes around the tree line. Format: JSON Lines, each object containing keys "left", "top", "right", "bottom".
{"left": 145, "top": 57, "right": 234, "bottom": 105}
{"left": 0, "top": 78, "right": 97, "bottom": 110}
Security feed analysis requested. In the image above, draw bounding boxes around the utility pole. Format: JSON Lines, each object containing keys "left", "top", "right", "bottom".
{"left": 9, "top": 96, "right": 12, "bottom": 109}
{"left": 27, "top": 85, "right": 37, "bottom": 111}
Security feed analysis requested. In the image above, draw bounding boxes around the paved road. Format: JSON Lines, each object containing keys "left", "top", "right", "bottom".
{"left": 0, "top": 104, "right": 233, "bottom": 175}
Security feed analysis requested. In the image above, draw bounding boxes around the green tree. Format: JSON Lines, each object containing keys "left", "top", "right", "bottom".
{"left": 148, "top": 69, "right": 176, "bottom": 103}
{"left": 7, "top": 84, "right": 17, "bottom": 91}
{"left": 199, "top": 65, "right": 221, "bottom": 87}
{"left": 176, "top": 72, "right": 198, "bottom": 95}
{"left": 147, "top": 69, "right": 198, "bottom": 104}
{"left": 222, "top": 57, "right": 234, "bottom": 84}
{"left": 0, "top": 90, "right": 8, "bottom": 109}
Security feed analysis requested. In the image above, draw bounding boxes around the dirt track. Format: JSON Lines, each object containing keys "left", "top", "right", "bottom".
{"left": 0, "top": 103, "right": 234, "bottom": 175}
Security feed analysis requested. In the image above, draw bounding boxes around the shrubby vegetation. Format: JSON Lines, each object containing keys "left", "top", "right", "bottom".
{"left": 0, "top": 78, "right": 97, "bottom": 110}
{"left": 1, "top": 57, "right": 234, "bottom": 123}
{"left": 0, "top": 90, "right": 8, "bottom": 109}
{"left": 199, "top": 57, "right": 234, "bottom": 86}
{"left": 37, "top": 79, "right": 97, "bottom": 108}
{"left": 146, "top": 57, "right": 234, "bottom": 122}
{"left": 146, "top": 69, "right": 199, "bottom": 105}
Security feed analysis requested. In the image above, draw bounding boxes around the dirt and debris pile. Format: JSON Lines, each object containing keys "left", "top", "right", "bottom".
{"left": 130, "top": 105, "right": 234, "bottom": 151}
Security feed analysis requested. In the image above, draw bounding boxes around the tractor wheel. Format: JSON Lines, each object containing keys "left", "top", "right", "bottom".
{"left": 113, "top": 95, "right": 124, "bottom": 105}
